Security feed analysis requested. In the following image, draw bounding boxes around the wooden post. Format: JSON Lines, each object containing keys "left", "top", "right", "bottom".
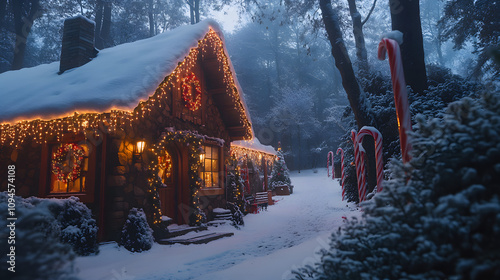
{"left": 262, "top": 156, "right": 268, "bottom": 191}
{"left": 98, "top": 133, "right": 107, "bottom": 241}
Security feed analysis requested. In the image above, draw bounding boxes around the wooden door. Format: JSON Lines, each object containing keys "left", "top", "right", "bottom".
{"left": 158, "top": 147, "right": 179, "bottom": 222}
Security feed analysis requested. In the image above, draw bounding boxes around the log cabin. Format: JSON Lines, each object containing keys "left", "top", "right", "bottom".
{"left": 0, "top": 17, "right": 272, "bottom": 241}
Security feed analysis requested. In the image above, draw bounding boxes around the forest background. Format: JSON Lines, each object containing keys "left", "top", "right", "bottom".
{"left": 1, "top": 0, "right": 498, "bottom": 176}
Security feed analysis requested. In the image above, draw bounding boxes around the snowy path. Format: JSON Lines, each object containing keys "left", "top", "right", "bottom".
{"left": 75, "top": 169, "right": 360, "bottom": 280}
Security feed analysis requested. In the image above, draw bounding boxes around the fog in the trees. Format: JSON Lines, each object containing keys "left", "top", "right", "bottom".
{"left": 1, "top": 0, "right": 497, "bottom": 170}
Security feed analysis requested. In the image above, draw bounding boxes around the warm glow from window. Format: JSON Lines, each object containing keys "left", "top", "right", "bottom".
{"left": 200, "top": 145, "right": 219, "bottom": 188}
{"left": 50, "top": 143, "right": 89, "bottom": 193}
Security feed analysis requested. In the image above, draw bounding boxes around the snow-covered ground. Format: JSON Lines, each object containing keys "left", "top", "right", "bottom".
{"left": 75, "top": 169, "right": 360, "bottom": 280}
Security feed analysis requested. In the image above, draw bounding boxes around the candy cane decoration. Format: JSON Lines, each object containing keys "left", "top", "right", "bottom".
{"left": 357, "top": 126, "right": 384, "bottom": 192}
{"left": 331, "top": 152, "right": 335, "bottom": 180}
{"left": 358, "top": 147, "right": 367, "bottom": 202}
{"left": 327, "top": 151, "right": 334, "bottom": 177}
{"left": 378, "top": 38, "right": 413, "bottom": 164}
{"left": 336, "top": 148, "right": 345, "bottom": 201}
{"left": 351, "top": 130, "right": 366, "bottom": 202}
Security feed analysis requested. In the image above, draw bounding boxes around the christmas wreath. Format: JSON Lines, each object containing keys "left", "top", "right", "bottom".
{"left": 181, "top": 73, "right": 202, "bottom": 111}
{"left": 52, "top": 143, "right": 85, "bottom": 183}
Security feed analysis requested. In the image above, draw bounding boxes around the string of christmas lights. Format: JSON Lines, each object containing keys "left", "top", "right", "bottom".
{"left": 230, "top": 145, "right": 276, "bottom": 167}
{"left": 0, "top": 29, "right": 252, "bottom": 148}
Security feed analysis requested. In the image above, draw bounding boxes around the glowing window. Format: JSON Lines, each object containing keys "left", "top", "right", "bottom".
{"left": 50, "top": 143, "right": 89, "bottom": 193}
{"left": 200, "top": 145, "right": 219, "bottom": 188}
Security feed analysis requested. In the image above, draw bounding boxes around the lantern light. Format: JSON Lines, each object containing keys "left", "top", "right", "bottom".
{"left": 133, "top": 140, "right": 146, "bottom": 163}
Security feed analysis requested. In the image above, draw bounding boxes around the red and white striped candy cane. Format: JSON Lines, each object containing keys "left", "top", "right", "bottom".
{"left": 336, "top": 147, "right": 345, "bottom": 201}
{"left": 378, "top": 38, "right": 413, "bottom": 164}
{"left": 351, "top": 130, "right": 366, "bottom": 202}
{"left": 357, "top": 126, "right": 384, "bottom": 192}
{"left": 331, "top": 152, "right": 335, "bottom": 180}
{"left": 327, "top": 151, "right": 334, "bottom": 177}
{"left": 358, "top": 147, "right": 367, "bottom": 202}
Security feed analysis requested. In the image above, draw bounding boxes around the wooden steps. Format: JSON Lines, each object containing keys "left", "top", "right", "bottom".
{"left": 157, "top": 224, "right": 234, "bottom": 245}
{"left": 167, "top": 225, "right": 208, "bottom": 238}
{"left": 158, "top": 232, "right": 234, "bottom": 245}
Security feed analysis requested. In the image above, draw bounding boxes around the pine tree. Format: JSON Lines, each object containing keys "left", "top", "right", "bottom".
{"left": 120, "top": 208, "right": 154, "bottom": 252}
{"left": 226, "top": 154, "right": 245, "bottom": 211}
{"left": 292, "top": 91, "right": 500, "bottom": 279}
{"left": 269, "top": 149, "right": 292, "bottom": 191}
{"left": 439, "top": 0, "right": 500, "bottom": 77}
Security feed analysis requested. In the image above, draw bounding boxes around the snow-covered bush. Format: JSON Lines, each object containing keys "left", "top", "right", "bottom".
{"left": 269, "top": 149, "right": 292, "bottom": 191}
{"left": 0, "top": 194, "right": 98, "bottom": 257}
{"left": 120, "top": 208, "right": 154, "bottom": 252}
{"left": 0, "top": 194, "right": 78, "bottom": 280}
{"left": 50, "top": 197, "right": 99, "bottom": 256}
{"left": 292, "top": 91, "right": 500, "bottom": 279}
{"left": 227, "top": 201, "right": 244, "bottom": 229}
{"left": 411, "top": 65, "right": 479, "bottom": 118}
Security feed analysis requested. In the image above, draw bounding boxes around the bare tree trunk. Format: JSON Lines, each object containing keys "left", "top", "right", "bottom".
{"left": 0, "top": 0, "right": 6, "bottom": 20}
{"left": 319, "top": 0, "right": 371, "bottom": 129}
{"left": 100, "top": 0, "right": 112, "bottom": 48}
{"left": 389, "top": 0, "right": 427, "bottom": 94}
{"left": 148, "top": 0, "right": 155, "bottom": 37}
{"left": 319, "top": 0, "right": 377, "bottom": 194}
{"left": 95, "top": 0, "right": 104, "bottom": 49}
{"left": 11, "top": 0, "right": 40, "bottom": 70}
{"left": 347, "top": 0, "right": 369, "bottom": 74}
{"left": 272, "top": 29, "right": 283, "bottom": 88}
{"left": 195, "top": 0, "right": 200, "bottom": 23}
{"left": 297, "top": 125, "right": 301, "bottom": 173}
{"left": 188, "top": 0, "right": 195, "bottom": 24}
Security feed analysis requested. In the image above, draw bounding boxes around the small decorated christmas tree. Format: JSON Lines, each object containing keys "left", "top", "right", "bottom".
{"left": 269, "top": 145, "right": 292, "bottom": 191}
{"left": 226, "top": 154, "right": 245, "bottom": 211}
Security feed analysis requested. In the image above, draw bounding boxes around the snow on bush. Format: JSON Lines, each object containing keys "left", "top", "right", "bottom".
{"left": 50, "top": 197, "right": 99, "bottom": 256}
{"left": 292, "top": 91, "right": 500, "bottom": 279}
{"left": 0, "top": 194, "right": 98, "bottom": 257}
{"left": 0, "top": 194, "right": 79, "bottom": 280}
{"left": 120, "top": 208, "right": 154, "bottom": 252}
{"left": 227, "top": 201, "right": 245, "bottom": 229}
{"left": 411, "top": 65, "right": 479, "bottom": 118}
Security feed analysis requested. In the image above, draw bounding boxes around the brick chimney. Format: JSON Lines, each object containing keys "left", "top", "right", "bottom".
{"left": 59, "top": 15, "right": 98, "bottom": 74}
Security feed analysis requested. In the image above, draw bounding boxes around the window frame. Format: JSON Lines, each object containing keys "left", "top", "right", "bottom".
{"left": 199, "top": 144, "right": 223, "bottom": 193}
{"left": 39, "top": 134, "right": 97, "bottom": 203}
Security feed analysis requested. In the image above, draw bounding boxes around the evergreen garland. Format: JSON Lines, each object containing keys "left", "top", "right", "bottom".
{"left": 150, "top": 131, "right": 207, "bottom": 226}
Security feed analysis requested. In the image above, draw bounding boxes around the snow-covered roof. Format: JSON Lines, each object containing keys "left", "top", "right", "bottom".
{"left": 232, "top": 137, "right": 276, "bottom": 155}
{"left": 0, "top": 19, "right": 251, "bottom": 130}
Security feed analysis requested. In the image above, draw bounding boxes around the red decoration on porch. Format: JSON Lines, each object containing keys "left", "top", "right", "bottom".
{"left": 182, "top": 72, "right": 202, "bottom": 111}
{"left": 52, "top": 143, "right": 85, "bottom": 183}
